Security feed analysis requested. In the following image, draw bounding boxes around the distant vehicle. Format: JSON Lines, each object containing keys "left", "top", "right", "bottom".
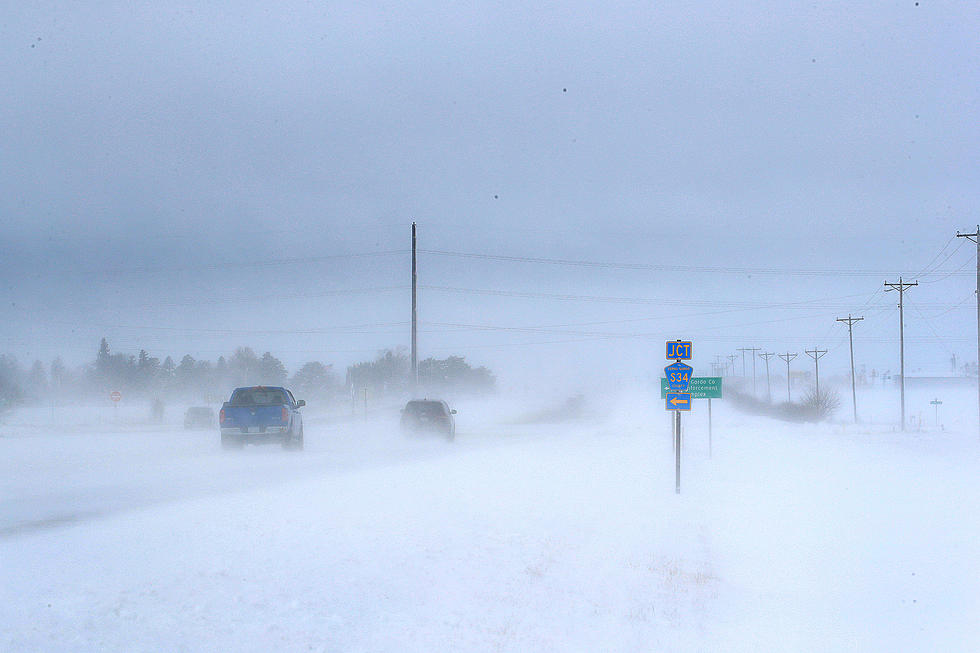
{"left": 400, "top": 399, "right": 456, "bottom": 439}
{"left": 183, "top": 406, "right": 215, "bottom": 429}
{"left": 219, "top": 386, "right": 305, "bottom": 450}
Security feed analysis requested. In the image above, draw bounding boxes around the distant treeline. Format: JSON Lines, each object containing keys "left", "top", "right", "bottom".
{"left": 0, "top": 339, "right": 494, "bottom": 410}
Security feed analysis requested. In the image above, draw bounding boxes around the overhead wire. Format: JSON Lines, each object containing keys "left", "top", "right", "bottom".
{"left": 18, "top": 250, "right": 410, "bottom": 278}
{"left": 911, "top": 235, "right": 959, "bottom": 278}
{"left": 919, "top": 254, "right": 974, "bottom": 284}
{"left": 420, "top": 249, "right": 975, "bottom": 278}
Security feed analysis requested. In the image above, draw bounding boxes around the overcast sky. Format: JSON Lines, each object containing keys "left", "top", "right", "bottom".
{"left": 2, "top": 1, "right": 978, "bottom": 386}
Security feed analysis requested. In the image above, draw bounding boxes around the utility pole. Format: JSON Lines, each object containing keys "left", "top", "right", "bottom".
{"left": 884, "top": 277, "right": 917, "bottom": 431}
{"left": 759, "top": 352, "right": 776, "bottom": 403}
{"left": 778, "top": 352, "right": 798, "bottom": 402}
{"left": 837, "top": 315, "right": 864, "bottom": 423}
{"left": 727, "top": 354, "right": 738, "bottom": 377}
{"left": 956, "top": 226, "right": 980, "bottom": 439}
{"left": 739, "top": 347, "right": 761, "bottom": 395}
{"left": 804, "top": 348, "right": 828, "bottom": 399}
{"left": 736, "top": 348, "right": 749, "bottom": 377}
{"left": 411, "top": 222, "right": 418, "bottom": 388}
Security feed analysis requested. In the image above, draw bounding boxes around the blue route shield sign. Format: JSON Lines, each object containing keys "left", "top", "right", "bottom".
{"left": 665, "top": 392, "right": 692, "bottom": 411}
{"left": 664, "top": 361, "right": 693, "bottom": 391}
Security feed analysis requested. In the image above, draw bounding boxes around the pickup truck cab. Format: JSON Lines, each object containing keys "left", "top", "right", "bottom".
{"left": 219, "top": 386, "right": 305, "bottom": 450}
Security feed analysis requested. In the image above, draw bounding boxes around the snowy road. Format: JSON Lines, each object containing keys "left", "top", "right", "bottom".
{"left": 0, "top": 407, "right": 491, "bottom": 537}
{"left": 2, "top": 393, "right": 979, "bottom": 651}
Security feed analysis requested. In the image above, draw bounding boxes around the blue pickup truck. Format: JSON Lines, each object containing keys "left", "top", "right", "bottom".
{"left": 219, "top": 386, "right": 305, "bottom": 450}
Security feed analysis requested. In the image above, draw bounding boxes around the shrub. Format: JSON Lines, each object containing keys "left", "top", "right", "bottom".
{"left": 726, "top": 386, "right": 840, "bottom": 423}
{"left": 800, "top": 388, "right": 841, "bottom": 421}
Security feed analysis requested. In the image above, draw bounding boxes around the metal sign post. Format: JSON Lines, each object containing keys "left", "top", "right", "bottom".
{"left": 931, "top": 398, "right": 942, "bottom": 427}
{"left": 708, "top": 397, "right": 713, "bottom": 459}
{"left": 110, "top": 390, "right": 121, "bottom": 423}
{"left": 664, "top": 340, "right": 694, "bottom": 494}
{"left": 660, "top": 376, "right": 722, "bottom": 459}
{"left": 674, "top": 409, "right": 681, "bottom": 494}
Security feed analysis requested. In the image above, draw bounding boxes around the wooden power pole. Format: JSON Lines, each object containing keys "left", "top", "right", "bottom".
{"left": 884, "top": 277, "right": 917, "bottom": 431}
{"left": 805, "top": 348, "right": 828, "bottom": 399}
{"left": 411, "top": 222, "right": 418, "bottom": 387}
{"left": 837, "top": 315, "right": 864, "bottom": 423}
{"left": 759, "top": 352, "right": 776, "bottom": 403}
{"left": 957, "top": 226, "right": 980, "bottom": 439}
{"left": 778, "top": 352, "right": 798, "bottom": 402}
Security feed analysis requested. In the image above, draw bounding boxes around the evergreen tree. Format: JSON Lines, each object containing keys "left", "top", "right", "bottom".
{"left": 175, "top": 354, "right": 196, "bottom": 386}
{"left": 259, "top": 351, "right": 288, "bottom": 385}
{"left": 215, "top": 356, "right": 228, "bottom": 390}
{"left": 0, "top": 355, "right": 24, "bottom": 411}
{"left": 346, "top": 349, "right": 409, "bottom": 395}
{"left": 28, "top": 360, "right": 48, "bottom": 396}
{"left": 195, "top": 359, "right": 214, "bottom": 400}
{"left": 50, "top": 357, "right": 67, "bottom": 395}
{"left": 136, "top": 349, "right": 161, "bottom": 392}
{"left": 291, "top": 361, "right": 335, "bottom": 398}
{"left": 160, "top": 356, "right": 176, "bottom": 395}
{"left": 97, "top": 338, "right": 110, "bottom": 373}
{"left": 418, "top": 355, "right": 495, "bottom": 395}
{"left": 229, "top": 347, "right": 259, "bottom": 386}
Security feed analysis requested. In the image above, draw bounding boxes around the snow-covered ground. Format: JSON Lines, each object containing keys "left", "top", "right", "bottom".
{"left": 1, "top": 388, "right": 978, "bottom": 651}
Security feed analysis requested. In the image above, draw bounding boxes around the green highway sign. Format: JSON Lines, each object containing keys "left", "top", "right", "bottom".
{"left": 661, "top": 376, "right": 722, "bottom": 399}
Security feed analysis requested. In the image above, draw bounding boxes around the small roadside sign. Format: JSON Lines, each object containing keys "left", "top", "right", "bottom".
{"left": 666, "top": 392, "right": 692, "bottom": 410}
{"left": 110, "top": 390, "right": 122, "bottom": 402}
{"left": 666, "top": 340, "right": 692, "bottom": 360}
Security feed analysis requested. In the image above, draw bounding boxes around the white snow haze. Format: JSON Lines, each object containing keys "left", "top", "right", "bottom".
{"left": 2, "top": 1, "right": 979, "bottom": 651}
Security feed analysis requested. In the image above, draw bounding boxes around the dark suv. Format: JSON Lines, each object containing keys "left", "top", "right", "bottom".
{"left": 400, "top": 399, "right": 456, "bottom": 439}
{"left": 184, "top": 406, "right": 215, "bottom": 429}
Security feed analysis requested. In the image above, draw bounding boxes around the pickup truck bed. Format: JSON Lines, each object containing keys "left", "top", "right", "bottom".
{"left": 219, "top": 386, "right": 305, "bottom": 450}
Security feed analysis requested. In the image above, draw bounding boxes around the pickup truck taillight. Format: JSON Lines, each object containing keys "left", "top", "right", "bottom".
{"left": 219, "top": 408, "right": 226, "bottom": 424}
{"left": 281, "top": 406, "right": 289, "bottom": 423}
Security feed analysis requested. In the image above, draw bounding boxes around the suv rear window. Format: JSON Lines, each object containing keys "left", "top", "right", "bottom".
{"left": 404, "top": 401, "right": 447, "bottom": 417}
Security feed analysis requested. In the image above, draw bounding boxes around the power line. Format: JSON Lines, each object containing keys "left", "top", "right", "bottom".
{"left": 918, "top": 254, "right": 974, "bottom": 284}
{"left": 912, "top": 235, "right": 961, "bottom": 278}
{"left": 421, "top": 285, "right": 878, "bottom": 309}
{"left": 17, "top": 250, "right": 410, "bottom": 278}
{"left": 420, "top": 249, "right": 974, "bottom": 278}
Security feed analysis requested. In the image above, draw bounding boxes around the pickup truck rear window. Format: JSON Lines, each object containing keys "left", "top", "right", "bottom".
{"left": 229, "top": 388, "right": 289, "bottom": 406}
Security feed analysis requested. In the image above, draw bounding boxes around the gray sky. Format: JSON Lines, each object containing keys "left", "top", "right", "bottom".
{"left": 2, "top": 1, "right": 978, "bottom": 386}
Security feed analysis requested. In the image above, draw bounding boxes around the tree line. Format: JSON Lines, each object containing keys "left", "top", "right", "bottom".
{"left": 0, "top": 339, "right": 494, "bottom": 411}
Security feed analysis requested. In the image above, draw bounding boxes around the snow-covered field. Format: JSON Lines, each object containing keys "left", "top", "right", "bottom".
{"left": 2, "top": 388, "right": 978, "bottom": 652}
